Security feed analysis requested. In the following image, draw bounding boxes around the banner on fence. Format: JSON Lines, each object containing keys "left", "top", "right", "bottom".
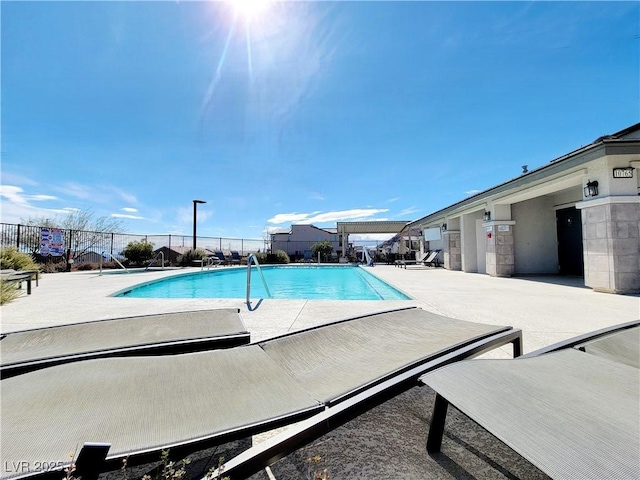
{"left": 40, "top": 228, "right": 65, "bottom": 256}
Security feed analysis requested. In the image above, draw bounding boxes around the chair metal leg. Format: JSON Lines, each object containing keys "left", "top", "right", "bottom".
{"left": 427, "top": 393, "right": 449, "bottom": 453}
{"left": 75, "top": 442, "right": 110, "bottom": 480}
{"left": 512, "top": 335, "right": 523, "bottom": 357}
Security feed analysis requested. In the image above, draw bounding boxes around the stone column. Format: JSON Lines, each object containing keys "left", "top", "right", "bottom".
{"left": 578, "top": 198, "right": 640, "bottom": 294}
{"left": 485, "top": 222, "right": 515, "bottom": 277}
{"left": 443, "top": 230, "right": 461, "bottom": 271}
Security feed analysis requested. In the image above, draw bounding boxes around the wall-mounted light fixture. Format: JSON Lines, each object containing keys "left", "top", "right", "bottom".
{"left": 483, "top": 211, "right": 491, "bottom": 221}
{"left": 584, "top": 180, "right": 599, "bottom": 198}
{"left": 441, "top": 223, "right": 447, "bottom": 232}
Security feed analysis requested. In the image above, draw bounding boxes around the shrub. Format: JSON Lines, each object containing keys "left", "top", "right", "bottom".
{"left": 40, "top": 260, "right": 68, "bottom": 273}
{"left": 176, "top": 248, "right": 207, "bottom": 267}
{"left": 0, "top": 279, "right": 22, "bottom": 305}
{"left": 76, "top": 262, "right": 96, "bottom": 271}
{"left": 311, "top": 241, "right": 332, "bottom": 262}
{"left": 253, "top": 252, "right": 268, "bottom": 264}
{"left": 273, "top": 249, "right": 290, "bottom": 264}
{"left": 122, "top": 240, "right": 154, "bottom": 266}
{"left": 0, "top": 247, "right": 40, "bottom": 271}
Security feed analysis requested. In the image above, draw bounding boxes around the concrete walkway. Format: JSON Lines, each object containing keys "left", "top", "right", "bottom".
{"left": 1, "top": 265, "right": 638, "bottom": 479}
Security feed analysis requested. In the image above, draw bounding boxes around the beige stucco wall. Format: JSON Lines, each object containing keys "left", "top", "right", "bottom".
{"left": 512, "top": 197, "right": 559, "bottom": 274}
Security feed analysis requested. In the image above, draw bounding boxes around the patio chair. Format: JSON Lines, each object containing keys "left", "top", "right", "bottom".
{"left": 423, "top": 249, "right": 441, "bottom": 267}
{"left": 420, "top": 320, "right": 640, "bottom": 480}
{"left": 213, "top": 250, "right": 228, "bottom": 265}
{"left": 0, "top": 309, "right": 249, "bottom": 378}
{"left": 230, "top": 250, "right": 242, "bottom": 265}
{"left": 303, "top": 250, "right": 314, "bottom": 262}
{"left": 396, "top": 251, "right": 428, "bottom": 269}
{"left": 0, "top": 307, "right": 522, "bottom": 480}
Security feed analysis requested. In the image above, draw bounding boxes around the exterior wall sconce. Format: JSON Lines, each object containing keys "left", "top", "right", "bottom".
{"left": 483, "top": 211, "right": 491, "bottom": 221}
{"left": 441, "top": 223, "right": 447, "bottom": 232}
{"left": 584, "top": 180, "right": 599, "bottom": 198}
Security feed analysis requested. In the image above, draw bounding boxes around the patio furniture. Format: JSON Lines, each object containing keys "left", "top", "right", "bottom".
{"left": 230, "top": 250, "right": 242, "bottom": 265}
{"left": 0, "top": 309, "right": 249, "bottom": 378}
{"left": 213, "top": 250, "right": 229, "bottom": 265}
{"left": 420, "top": 320, "right": 640, "bottom": 480}
{"left": 423, "top": 249, "right": 441, "bottom": 267}
{"left": 396, "top": 251, "right": 428, "bottom": 268}
{"left": 0, "top": 307, "right": 522, "bottom": 480}
{"left": 0, "top": 270, "right": 37, "bottom": 295}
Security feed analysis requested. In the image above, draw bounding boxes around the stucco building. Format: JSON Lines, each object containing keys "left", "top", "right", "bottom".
{"left": 270, "top": 224, "right": 342, "bottom": 260}
{"left": 407, "top": 123, "right": 640, "bottom": 294}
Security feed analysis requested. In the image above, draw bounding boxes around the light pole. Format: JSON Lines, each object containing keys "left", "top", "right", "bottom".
{"left": 192, "top": 199, "right": 206, "bottom": 250}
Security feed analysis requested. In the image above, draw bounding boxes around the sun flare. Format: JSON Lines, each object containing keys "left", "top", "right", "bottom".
{"left": 230, "top": 0, "right": 271, "bottom": 20}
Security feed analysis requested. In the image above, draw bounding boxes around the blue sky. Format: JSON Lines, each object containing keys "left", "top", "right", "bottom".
{"left": 1, "top": 1, "right": 638, "bottom": 241}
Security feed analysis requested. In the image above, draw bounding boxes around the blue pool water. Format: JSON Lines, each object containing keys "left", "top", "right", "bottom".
{"left": 116, "top": 265, "right": 410, "bottom": 300}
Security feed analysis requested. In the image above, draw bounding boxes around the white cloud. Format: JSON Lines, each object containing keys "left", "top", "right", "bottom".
{"left": 267, "top": 212, "right": 319, "bottom": 224}
{"left": 398, "top": 206, "right": 419, "bottom": 217}
{"left": 121, "top": 207, "right": 138, "bottom": 213}
{"left": 465, "top": 189, "right": 481, "bottom": 196}
{"left": 111, "top": 213, "right": 144, "bottom": 220}
{"left": 305, "top": 208, "right": 389, "bottom": 224}
{"left": 268, "top": 208, "right": 390, "bottom": 225}
{"left": 30, "top": 194, "right": 58, "bottom": 202}
{"left": 0, "top": 185, "right": 68, "bottom": 224}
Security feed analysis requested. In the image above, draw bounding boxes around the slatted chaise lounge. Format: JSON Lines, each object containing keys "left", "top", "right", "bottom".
{"left": 421, "top": 320, "right": 640, "bottom": 480}
{"left": 0, "top": 309, "right": 249, "bottom": 378}
{"left": 0, "top": 307, "right": 522, "bottom": 480}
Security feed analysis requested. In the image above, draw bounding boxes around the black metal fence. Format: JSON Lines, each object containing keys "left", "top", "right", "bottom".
{"left": 1, "top": 223, "right": 267, "bottom": 264}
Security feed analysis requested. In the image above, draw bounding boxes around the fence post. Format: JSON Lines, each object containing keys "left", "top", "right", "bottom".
{"left": 16, "top": 224, "right": 21, "bottom": 249}
{"left": 110, "top": 233, "right": 114, "bottom": 256}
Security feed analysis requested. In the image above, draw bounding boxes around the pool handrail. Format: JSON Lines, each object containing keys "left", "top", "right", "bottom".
{"left": 144, "top": 251, "right": 165, "bottom": 271}
{"left": 100, "top": 252, "right": 128, "bottom": 275}
{"left": 246, "top": 254, "right": 271, "bottom": 305}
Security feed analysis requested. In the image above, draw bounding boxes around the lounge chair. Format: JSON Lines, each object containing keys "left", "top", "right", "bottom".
{"left": 230, "top": 250, "right": 242, "bottom": 265}
{"left": 213, "top": 250, "right": 228, "bottom": 265}
{"left": 303, "top": 250, "right": 314, "bottom": 263}
{"left": 0, "top": 307, "right": 522, "bottom": 480}
{"left": 0, "top": 309, "right": 249, "bottom": 378}
{"left": 396, "top": 252, "right": 428, "bottom": 269}
{"left": 423, "top": 249, "right": 441, "bottom": 267}
{"left": 421, "top": 320, "right": 640, "bottom": 480}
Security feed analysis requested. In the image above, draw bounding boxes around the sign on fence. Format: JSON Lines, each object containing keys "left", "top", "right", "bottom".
{"left": 40, "top": 228, "right": 65, "bottom": 256}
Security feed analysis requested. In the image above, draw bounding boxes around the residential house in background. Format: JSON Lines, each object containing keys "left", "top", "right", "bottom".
{"left": 270, "top": 224, "right": 342, "bottom": 261}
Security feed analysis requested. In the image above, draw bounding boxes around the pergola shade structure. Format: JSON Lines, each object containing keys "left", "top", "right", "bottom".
{"left": 336, "top": 221, "right": 411, "bottom": 259}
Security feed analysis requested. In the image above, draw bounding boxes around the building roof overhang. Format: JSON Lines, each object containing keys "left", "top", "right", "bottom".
{"left": 336, "top": 221, "right": 411, "bottom": 235}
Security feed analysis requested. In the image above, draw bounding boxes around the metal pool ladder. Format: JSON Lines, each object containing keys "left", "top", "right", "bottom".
{"left": 246, "top": 254, "right": 271, "bottom": 305}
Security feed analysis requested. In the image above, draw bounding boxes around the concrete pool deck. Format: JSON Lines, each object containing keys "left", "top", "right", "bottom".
{"left": 1, "top": 265, "right": 638, "bottom": 479}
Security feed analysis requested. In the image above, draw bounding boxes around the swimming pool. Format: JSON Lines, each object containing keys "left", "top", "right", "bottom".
{"left": 116, "top": 265, "right": 410, "bottom": 300}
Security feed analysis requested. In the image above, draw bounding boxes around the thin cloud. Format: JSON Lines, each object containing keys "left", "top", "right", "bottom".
{"left": 121, "top": 207, "right": 138, "bottom": 213}
{"left": 309, "top": 191, "right": 325, "bottom": 201}
{"left": 267, "top": 212, "right": 320, "bottom": 224}
{"left": 268, "top": 208, "right": 389, "bottom": 225}
{"left": 398, "top": 206, "right": 419, "bottom": 216}
{"left": 465, "top": 189, "right": 482, "bottom": 196}
{"left": 111, "top": 213, "right": 144, "bottom": 220}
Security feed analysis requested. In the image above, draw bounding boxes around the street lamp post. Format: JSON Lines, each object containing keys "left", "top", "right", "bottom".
{"left": 192, "top": 199, "right": 207, "bottom": 250}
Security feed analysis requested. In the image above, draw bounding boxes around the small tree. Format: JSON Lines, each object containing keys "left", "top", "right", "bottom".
{"left": 311, "top": 240, "right": 332, "bottom": 262}
{"left": 122, "top": 240, "right": 154, "bottom": 266}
